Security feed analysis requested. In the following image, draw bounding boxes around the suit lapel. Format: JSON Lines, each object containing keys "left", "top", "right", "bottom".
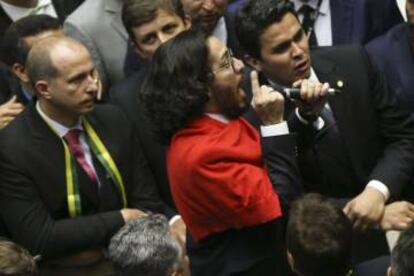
{"left": 28, "top": 103, "right": 100, "bottom": 209}
{"left": 330, "top": 0, "right": 354, "bottom": 44}
{"left": 104, "top": 0, "right": 128, "bottom": 41}
{"left": 311, "top": 52, "right": 360, "bottom": 174}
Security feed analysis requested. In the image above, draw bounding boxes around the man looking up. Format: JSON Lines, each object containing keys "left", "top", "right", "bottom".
{"left": 0, "top": 37, "right": 166, "bottom": 274}
{"left": 236, "top": 0, "right": 414, "bottom": 267}
{"left": 140, "top": 29, "right": 301, "bottom": 276}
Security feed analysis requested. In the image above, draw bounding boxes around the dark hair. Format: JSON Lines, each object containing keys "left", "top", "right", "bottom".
{"left": 235, "top": 0, "right": 295, "bottom": 59}
{"left": 109, "top": 214, "right": 182, "bottom": 276}
{"left": 140, "top": 28, "right": 212, "bottom": 144}
{"left": 287, "top": 194, "right": 353, "bottom": 276}
{"left": 0, "top": 240, "right": 38, "bottom": 275}
{"left": 390, "top": 222, "right": 414, "bottom": 276}
{"left": 1, "top": 15, "right": 61, "bottom": 67}
{"left": 122, "top": 0, "right": 186, "bottom": 43}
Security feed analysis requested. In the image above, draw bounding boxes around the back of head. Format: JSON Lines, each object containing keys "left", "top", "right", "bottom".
{"left": 390, "top": 222, "right": 414, "bottom": 276}
{"left": 109, "top": 214, "right": 183, "bottom": 276}
{"left": 235, "top": 0, "right": 295, "bottom": 59}
{"left": 0, "top": 240, "right": 37, "bottom": 275}
{"left": 122, "top": 0, "right": 185, "bottom": 42}
{"left": 287, "top": 194, "right": 352, "bottom": 276}
{"left": 1, "top": 14, "right": 61, "bottom": 67}
{"left": 140, "top": 27, "right": 211, "bottom": 144}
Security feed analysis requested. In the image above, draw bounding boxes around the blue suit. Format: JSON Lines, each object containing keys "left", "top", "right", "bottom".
{"left": 366, "top": 23, "right": 414, "bottom": 113}
{"left": 229, "top": 0, "right": 403, "bottom": 45}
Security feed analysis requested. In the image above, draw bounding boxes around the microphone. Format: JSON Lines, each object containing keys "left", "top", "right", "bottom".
{"left": 282, "top": 88, "right": 341, "bottom": 99}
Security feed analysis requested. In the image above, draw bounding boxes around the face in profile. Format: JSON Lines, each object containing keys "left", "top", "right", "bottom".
{"left": 249, "top": 12, "right": 311, "bottom": 86}
{"left": 132, "top": 9, "right": 191, "bottom": 61}
{"left": 182, "top": 0, "right": 228, "bottom": 33}
{"left": 207, "top": 36, "right": 247, "bottom": 119}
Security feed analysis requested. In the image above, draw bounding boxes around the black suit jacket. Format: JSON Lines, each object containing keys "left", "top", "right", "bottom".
{"left": 0, "top": 102, "right": 166, "bottom": 258}
{"left": 0, "top": 0, "right": 84, "bottom": 43}
{"left": 108, "top": 70, "right": 176, "bottom": 214}
{"left": 243, "top": 46, "right": 414, "bottom": 263}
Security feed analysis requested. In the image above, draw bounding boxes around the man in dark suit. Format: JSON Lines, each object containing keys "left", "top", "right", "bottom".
{"left": 0, "top": 36, "right": 167, "bottom": 273}
{"left": 231, "top": 0, "right": 403, "bottom": 47}
{"left": 0, "top": 0, "right": 84, "bottom": 43}
{"left": 365, "top": 0, "right": 414, "bottom": 114}
{"left": 236, "top": 0, "right": 414, "bottom": 267}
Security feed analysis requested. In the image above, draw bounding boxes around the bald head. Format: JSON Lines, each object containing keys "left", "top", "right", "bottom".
{"left": 26, "top": 37, "right": 90, "bottom": 89}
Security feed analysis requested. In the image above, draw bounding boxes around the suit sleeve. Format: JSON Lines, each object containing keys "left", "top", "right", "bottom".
{"left": 362, "top": 49, "right": 414, "bottom": 198}
{"left": 0, "top": 149, "right": 124, "bottom": 257}
{"left": 261, "top": 133, "right": 302, "bottom": 211}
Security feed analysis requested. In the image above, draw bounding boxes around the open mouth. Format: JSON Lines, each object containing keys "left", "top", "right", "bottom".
{"left": 294, "top": 60, "right": 309, "bottom": 75}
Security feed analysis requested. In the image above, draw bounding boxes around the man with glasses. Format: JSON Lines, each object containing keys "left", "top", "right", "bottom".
{"left": 140, "top": 28, "right": 301, "bottom": 276}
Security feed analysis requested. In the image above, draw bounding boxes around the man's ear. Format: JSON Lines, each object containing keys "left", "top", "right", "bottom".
{"left": 243, "top": 54, "right": 263, "bottom": 72}
{"left": 11, "top": 63, "right": 30, "bottom": 83}
{"left": 183, "top": 15, "right": 192, "bottom": 30}
{"left": 35, "top": 81, "right": 51, "bottom": 99}
{"left": 287, "top": 250, "right": 295, "bottom": 272}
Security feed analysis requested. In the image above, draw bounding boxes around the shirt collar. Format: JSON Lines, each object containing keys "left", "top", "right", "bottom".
{"left": 212, "top": 17, "right": 228, "bottom": 45}
{"left": 292, "top": 0, "right": 328, "bottom": 16}
{"left": 36, "top": 101, "right": 83, "bottom": 138}
{"left": 205, "top": 113, "right": 230, "bottom": 124}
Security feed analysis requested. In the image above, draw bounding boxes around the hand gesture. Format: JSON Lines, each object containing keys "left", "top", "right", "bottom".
{"left": 250, "top": 70, "right": 284, "bottom": 125}
{"left": 0, "top": 96, "right": 24, "bottom": 129}
{"left": 293, "top": 79, "right": 329, "bottom": 120}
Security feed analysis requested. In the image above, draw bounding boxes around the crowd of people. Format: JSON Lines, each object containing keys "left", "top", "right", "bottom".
{"left": 0, "top": 0, "right": 413, "bottom": 275}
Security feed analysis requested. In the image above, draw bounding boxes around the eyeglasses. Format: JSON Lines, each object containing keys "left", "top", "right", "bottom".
{"left": 213, "top": 49, "right": 236, "bottom": 73}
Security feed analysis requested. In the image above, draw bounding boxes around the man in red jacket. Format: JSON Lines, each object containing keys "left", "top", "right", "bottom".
{"left": 140, "top": 28, "right": 319, "bottom": 276}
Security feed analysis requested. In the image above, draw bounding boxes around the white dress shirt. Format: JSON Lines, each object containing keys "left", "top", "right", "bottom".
{"left": 1, "top": 0, "right": 57, "bottom": 22}
{"left": 292, "top": 0, "right": 333, "bottom": 46}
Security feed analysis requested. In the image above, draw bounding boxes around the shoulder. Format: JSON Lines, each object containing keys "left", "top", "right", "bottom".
{"left": 366, "top": 23, "right": 408, "bottom": 54}
{"left": 109, "top": 70, "right": 145, "bottom": 104}
{"left": 64, "top": 0, "right": 106, "bottom": 27}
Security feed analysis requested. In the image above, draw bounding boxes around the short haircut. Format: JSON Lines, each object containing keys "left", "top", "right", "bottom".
{"left": 1, "top": 15, "right": 61, "bottom": 67}
{"left": 109, "top": 214, "right": 183, "bottom": 276}
{"left": 140, "top": 28, "right": 211, "bottom": 144}
{"left": 0, "top": 240, "right": 37, "bottom": 275}
{"left": 287, "top": 194, "right": 353, "bottom": 276}
{"left": 25, "top": 37, "right": 84, "bottom": 88}
{"left": 122, "top": 0, "right": 186, "bottom": 43}
{"left": 235, "top": 0, "right": 295, "bottom": 59}
{"left": 390, "top": 222, "right": 414, "bottom": 276}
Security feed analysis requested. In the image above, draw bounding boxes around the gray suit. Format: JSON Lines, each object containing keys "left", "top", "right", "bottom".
{"left": 64, "top": 0, "right": 128, "bottom": 92}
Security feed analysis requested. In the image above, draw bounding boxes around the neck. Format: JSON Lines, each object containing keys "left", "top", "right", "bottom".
{"left": 1, "top": 0, "right": 38, "bottom": 8}
{"left": 39, "top": 100, "right": 79, "bottom": 128}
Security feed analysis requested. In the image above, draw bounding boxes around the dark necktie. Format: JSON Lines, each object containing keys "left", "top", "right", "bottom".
{"left": 299, "top": 4, "right": 318, "bottom": 47}
{"left": 64, "top": 129, "right": 98, "bottom": 184}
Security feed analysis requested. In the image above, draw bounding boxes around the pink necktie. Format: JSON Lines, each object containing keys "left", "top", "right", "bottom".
{"left": 64, "top": 129, "right": 98, "bottom": 184}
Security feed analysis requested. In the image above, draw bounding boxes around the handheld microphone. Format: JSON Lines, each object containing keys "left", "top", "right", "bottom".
{"left": 282, "top": 88, "right": 341, "bottom": 99}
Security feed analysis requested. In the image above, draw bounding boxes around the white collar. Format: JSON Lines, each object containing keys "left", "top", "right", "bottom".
{"left": 212, "top": 17, "right": 228, "bottom": 45}
{"left": 36, "top": 101, "right": 83, "bottom": 138}
{"left": 205, "top": 113, "right": 230, "bottom": 124}
{"left": 292, "top": 0, "right": 328, "bottom": 16}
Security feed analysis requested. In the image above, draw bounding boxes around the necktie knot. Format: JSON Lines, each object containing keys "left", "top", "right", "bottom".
{"left": 298, "top": 4, "right": 318, "bottom": 46}
{"left": 63, "top": 129, "right": 98, "bottom": 184}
